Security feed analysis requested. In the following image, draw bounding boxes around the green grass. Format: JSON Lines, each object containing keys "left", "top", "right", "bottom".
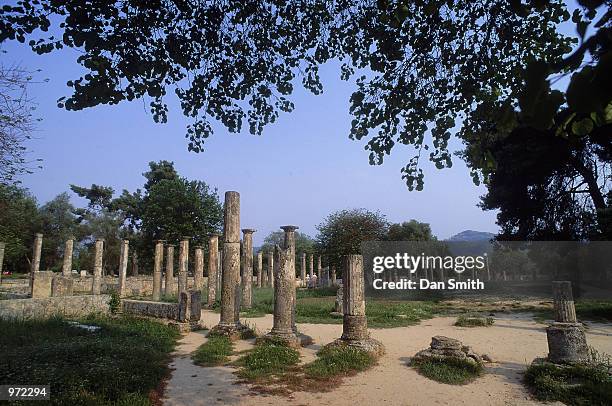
{"left": 0, "top": 315, "right": 180, "bottom": 405}
{"left": 304, "top": 346, "right": 375, "bottom": 379}
{"left": 531, "top": 300, "right": 612, "bottom": 323}
{"left": 412, "top": 357, "right": 484, "bottom": 385}
{"left": 524, "top": 361, "right": 612, "bottom": 405}
{"left": 192, "top": 335, "right": 233, "bottom": 366}
{"left": 235, "top": 340, "right": 300, "bottom": 380}
{"left": 455, "top": 314, "right": 495, "bottom": 327}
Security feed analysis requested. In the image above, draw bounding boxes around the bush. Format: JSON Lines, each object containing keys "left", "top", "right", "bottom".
{"left": 305, "top": 346, "right": 375, "bottom": 379}
{"left": 412, "top": 357, "right": 484, "bottom": 384}
{"left": 192, "top": 336, "right": 233, "bottom": 366}
{"left": 108, "top": 290, "right": 121, "bottom": 314}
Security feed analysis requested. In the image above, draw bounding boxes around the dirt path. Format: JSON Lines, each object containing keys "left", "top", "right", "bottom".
{"left": 162, "top": 311, "right": 612, "bottom": 406}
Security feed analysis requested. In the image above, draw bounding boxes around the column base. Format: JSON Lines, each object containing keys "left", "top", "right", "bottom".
{"left": 257, "top": 330, "right": 313, "bottom": 348}
{"left": 324, "top": 337, "right": 385, "bottom": 357}
{"left": 546, "top": 322, "right": 589, "bottom": 364}
{"left": 209, "top": 322, "right": 250, "bottom": 341}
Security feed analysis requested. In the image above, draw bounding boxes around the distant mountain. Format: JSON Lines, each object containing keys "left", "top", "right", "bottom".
{"left": 446, "top": 230, "right": 495, "bottom": 242}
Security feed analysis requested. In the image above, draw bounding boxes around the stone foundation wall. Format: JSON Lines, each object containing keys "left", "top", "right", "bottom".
{"left": 122, "top": 299, "right": 178, "bottom": 320}
{"left": 0, "top": 295, "right": 110, "bottom": 320}
{"left": 73, "top": 275, "right": 199, "bottom": 296}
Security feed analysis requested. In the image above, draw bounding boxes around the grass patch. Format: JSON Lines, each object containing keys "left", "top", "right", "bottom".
{"left": 455, "top": 314, "right": 495, "bottom": 327}
{"left": 235, "top": 341, "right": 300, "bottom": 380}
{"left": 304, "top": 346, "right": 375, "bottom": 379}
{"left": 412, "top": 357, "right": 484, "bottom": 385}
{"left": 0, "top": 315, "right": 180, "bottom": 405}
{"left": 524, "top": 363, "right": 612, "bottom": 405}
{"left": 192, "top": 335, "right": 233, "bottom": 366}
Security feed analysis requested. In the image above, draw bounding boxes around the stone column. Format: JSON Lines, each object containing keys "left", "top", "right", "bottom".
{"left": 178, "top": 237, "right": 190, "bottom": 299}
{"left": 256, "top": 251, "right": 263, "bottom": 288}
{"left": 207, "top": 234, "right": 219, "bottom": 307}
{"left": 331, "top": 266, "right": 337, "bottom": 286}
{"left": 0, "top": 242, "right": 5, "bottom": 278}
{"left": 152, "top": 240, "right": 164, "bottom": 301}
{"left": 212, "top": 191, "right": 244, "bottom": 339}
{"left": 301, "top": 253, "right": 306, "bottom": 287}
{"left": 118, "top": 239, "right": 129, "bottom": 297}
{"left": 267, "top": 251, "right": 274, "bottom": 288}
{"left": 261, "top": 226, "right": 311, "bottom": 347}
{"left": 308, "top": 253, "right": 314, "bottom": 287}
{"left": 194, "top": 245, "right": 204, "bottom": 290}
{"left": 61, "top": 238, "right": 74, "bottom": 276}
{"left": 552, "top": 281, "right": 577, "bottom": 323}
{"left": 317, "top": 255, "right": 322, "bottom": 287}
{"left": 31, "top": 233, "right": 43, "bottom": 273}
{"left": 545, "top": 281, "right": 588, "bottom": 363}
{"left": 327, "top": 255, "right": 383, "bottom": 355}
{"left": 217, "top": 249, "right": 223, "bottom": 294}
{"left": 241, "top": 229, "right": 256, "bottom": 309}
{"left": 165, "top": 244, "right": 176, "bottom": 296}
{"left": 92, "top": 238, "right": 104, "bottom": 295}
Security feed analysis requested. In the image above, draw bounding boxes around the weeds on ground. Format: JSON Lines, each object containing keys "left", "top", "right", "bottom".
{"left": 454, "top": 314, "right": 495, "bottom": 327}
{"left": 411, "top": 357, "right": 484, "bottom": 385}
{"left": 192, "top": 335, "right": 233, "bottom": 367}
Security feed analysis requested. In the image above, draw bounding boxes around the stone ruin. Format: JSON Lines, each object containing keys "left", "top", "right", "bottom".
{"left": 413, "top": 336, "right": 488, "bottom": 365}
{"left": 325, "top": 255, "right": 384, "bottom": 356}
{"left": 543, "top": 281, "right": 589, "bottom": 364}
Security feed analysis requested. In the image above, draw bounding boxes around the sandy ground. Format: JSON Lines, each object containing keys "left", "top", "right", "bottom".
{"left": 163, "top": 311, "right": 612, "bottom": 406}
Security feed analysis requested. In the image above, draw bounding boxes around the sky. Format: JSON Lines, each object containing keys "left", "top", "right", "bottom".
{"left": 3, "top": 7, "right": 583, "bottom": 245}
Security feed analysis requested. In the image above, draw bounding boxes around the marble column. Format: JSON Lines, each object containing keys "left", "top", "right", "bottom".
{"left": 207, "top": 234, "right": 219, "bottom": 307}
{"left": 61, "top": 238, "right": 74, "bottom": 276}
{"left": 267, "top": 251, "right": 274, "bottom": 288}
{"left": 92, "top": 238, "right": 104, "bottom": 295}
{"left": 308, "top": 253, "right": 314, "bottom": 287}
{"left": 212, "top": 191, "right": 243, "bottom": 338}
{"left": 261, "top": 226, "right": 311, "bottom": 347}
{"left": 301, "top": 253, "right": 306, "bottom": 287}
{"left": 118, "top": 239, "right": 129, "bottom": 297}
{"left": 178, "top": 237, "right": 190, "bottom": 299}
{"left": 165, "top": 244, "right": 176, "bottom": 296}
{"left": 317, "top": 255, "right": 322, "bottom": 287}
{"left": 0, "top": 242, "right": 5, "bottom": 277}
{"left": 546, "top": 281, "right": 588, "bottom": 363}
{"left": 256, "top": 251, "right": 263, "bottom": 288}
{"left": 326, "top": 255, "right": 383, "bottom": 355}
{"left": 331, "top": 266, "right": 337, "bottom": 286}
{"left": 31, "top": 233, "right": 43, "bottom": 274}
{"left": 194, "top": 245, "right": 204, "bottom": 290}
{"left": 152, "top": 240, "right": 164, "bottom": 300}
{"left": 241, "top": 229, "right": 256, "bottom": 309}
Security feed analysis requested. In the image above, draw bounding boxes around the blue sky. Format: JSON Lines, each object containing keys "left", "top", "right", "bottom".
{"left": 3, "top": 6, "right": 582, "bottom": 245}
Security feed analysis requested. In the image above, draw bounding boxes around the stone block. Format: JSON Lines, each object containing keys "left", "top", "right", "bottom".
{"left": 546, "top": 322, "right": 589, "bottom": 364}
{"left": 31, "top": 271, "right": 54, "bottom": 298}
{"left": 51, "top": 276, "right": 74, "bottom": 297}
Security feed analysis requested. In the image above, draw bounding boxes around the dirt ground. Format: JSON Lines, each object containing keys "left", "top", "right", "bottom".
{"left": 162, "top": 310, "right": 612, "bottom": 406}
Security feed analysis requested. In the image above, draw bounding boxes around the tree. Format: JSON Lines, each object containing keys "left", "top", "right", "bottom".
{"left": 0, "top": 62, "right": 42, "bottom": 183}
{"left": 457, "top": 1, "right": 611, "bottom": 240}
{"left": 386, "top": 220, "right": 436, "bottom": 241}
{"left": 259, "top": 230, "right": 314, "bottom": 275}
{"left": 38, "top": 192, "right": 81, "bottom": 270}
{"left": 0, "top": 183, "right": 38, "bottom": 273}
{"left": 71, "top": 161, "right": 223, "bottom": 274}
{"left": 316, "top": 209, "right": 388, "bottom": 269}
{"left": 0, "top": 1, "right": 577, "bottom": 188}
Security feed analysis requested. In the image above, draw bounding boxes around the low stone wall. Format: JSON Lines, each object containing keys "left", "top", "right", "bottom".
{"left": 73, "top": 275, "right": 198, "bottom": 296}
{"left": 122, "top": 299, "right": 178, "bottom": 320}
{"left": 0, "top": 295, "right": 110, "bottom": 320}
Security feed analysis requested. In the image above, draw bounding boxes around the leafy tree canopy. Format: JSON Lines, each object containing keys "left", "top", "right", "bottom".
{"left": 316, "top": 208, "right": 389, "bottom": 259}
{"left": 0, "top": 0, "right": 587, "bottom": 189}
{"left": 386, "top": 220, "right": 436, "bottom": 241}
